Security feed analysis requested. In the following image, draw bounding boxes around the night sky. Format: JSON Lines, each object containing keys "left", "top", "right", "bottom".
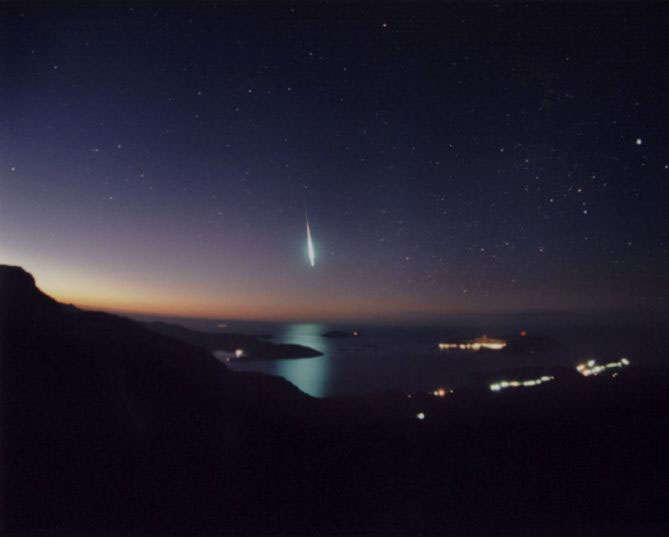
{"left": 2, "top": 3, "right": 668, "bottom": 322}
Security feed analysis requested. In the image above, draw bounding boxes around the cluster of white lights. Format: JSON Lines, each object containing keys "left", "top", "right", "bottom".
{"left": 416, "top": 412, "right": 426, "bottom": 420}
{"left": 431, "top": 387, "right": 453, "bottom": 397}
{"left": 489, "top": 375, "right": 554, "bottom": 392}
{"left": 576, "top": 358, "right": 630, "bottom": 377}
{"left": 221, "top": 348, "right": 245, "bottom": 362}
{"left": 439, "top": 337, "right": 507, "bottom": 351}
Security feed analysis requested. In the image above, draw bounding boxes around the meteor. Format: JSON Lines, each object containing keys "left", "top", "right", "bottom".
{"left": 305, "top": 212, "right": 315, "bottom": 267}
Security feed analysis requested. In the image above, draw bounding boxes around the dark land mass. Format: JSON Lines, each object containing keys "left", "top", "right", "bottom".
{"left": 254, "top": 333, "right": 275, "bottom": 339}
{"left": 502, "top": 333, "right": 562, "bottom": 354}
{"left": 2, "top": 265, "right": 669, "bottom": 536}
{"left": 142, "top": 321, "right": 322, "bottom": 360}
{"left": 322, "top": 329, "right": 361, "bottom": 338}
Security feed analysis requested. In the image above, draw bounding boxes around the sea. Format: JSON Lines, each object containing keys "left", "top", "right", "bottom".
{"left": 128, "top": 311, "right": 668, "bottom": 398}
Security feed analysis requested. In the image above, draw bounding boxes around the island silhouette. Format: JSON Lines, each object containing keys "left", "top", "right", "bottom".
{"left": 144, "top": 320, "right": 323, "bottom": 360}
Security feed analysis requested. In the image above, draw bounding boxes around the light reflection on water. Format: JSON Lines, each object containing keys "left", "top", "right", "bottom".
{"left": 226, "top": 322, "right": 563, "bottom": 398}
{"left": 147, "top": 314, "right": 659, "bottom": 398}
{"left": 275, "top": 324, "right": 331, "bottom": 398}
{"left": 226, "top": 322, "right": 529, "bottom": 398}
{"left": 226, "top": 323, "right": 333, "bottom": 397}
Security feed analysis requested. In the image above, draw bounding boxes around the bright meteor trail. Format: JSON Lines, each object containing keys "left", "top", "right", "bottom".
{"left": 305, "top": 213, "right": 315, "bottom": 267}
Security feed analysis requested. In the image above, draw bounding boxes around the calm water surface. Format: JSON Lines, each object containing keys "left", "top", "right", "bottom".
{"left": 136, "top": 316, "right": 666, "bottom": 397}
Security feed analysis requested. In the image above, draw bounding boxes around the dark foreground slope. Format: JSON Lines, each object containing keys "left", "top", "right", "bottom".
{"left": 0, "top": 265, "right": 316, "bottom": 531}
{"left": 2, "top": 265, "right": 669, "bottom": 536}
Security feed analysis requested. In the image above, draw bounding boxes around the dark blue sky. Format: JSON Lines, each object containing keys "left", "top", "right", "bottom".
{"left": 1, "top": 3, "right": 668, "bottom": 321}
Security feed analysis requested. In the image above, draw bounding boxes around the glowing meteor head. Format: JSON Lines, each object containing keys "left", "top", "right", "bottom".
{"left": 305, "top": 215, "right": 315, "bottom": 267}
{"left": 307, "top": 237, "right": 315, "bottom": 267}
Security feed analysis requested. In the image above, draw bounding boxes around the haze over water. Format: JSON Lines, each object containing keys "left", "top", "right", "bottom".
{"left": 130, "top": 313, "right": 665, "bottom": 397}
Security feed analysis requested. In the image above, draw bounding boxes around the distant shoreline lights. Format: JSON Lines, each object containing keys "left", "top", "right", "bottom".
{"left": 576, "top": 357, "right": 630, "bottom": 377}
{"left": 489, "top": 375, "right": 554, "bottom": 392}
{"left": 215, "top": 348, "right": 245, "bottom": 363}
{"left": 439, "top": 335, "right": 507, "bottom": 351}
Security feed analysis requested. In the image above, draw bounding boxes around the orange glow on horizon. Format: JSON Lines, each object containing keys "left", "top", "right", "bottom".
{"left": 30, "top": 263, "right": 458, "bottom": 322}
{"left": 5, "top": 256, "right": 590, "bottom": 323}
{"left": 45, "top": 283, "right": 429, "bottom": 322}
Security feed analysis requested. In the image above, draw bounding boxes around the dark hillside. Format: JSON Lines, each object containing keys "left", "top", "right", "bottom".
{"left": 2, "top": 265, "right": 669, "bottom": 536}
